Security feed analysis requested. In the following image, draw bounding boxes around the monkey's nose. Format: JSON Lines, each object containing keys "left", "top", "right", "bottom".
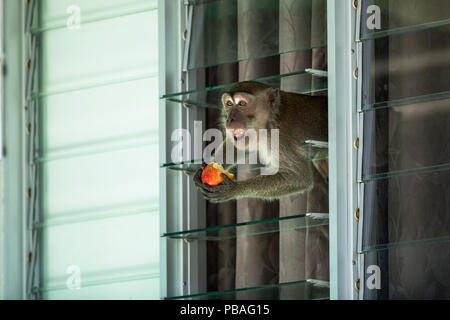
{"left": 227, "top": 109, "right": 237, "bottom": 124}
{"left": 227, "top": 118, "right": 236, "bottom": 127}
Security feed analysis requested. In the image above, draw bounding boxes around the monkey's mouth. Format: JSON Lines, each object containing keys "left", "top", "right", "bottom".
{"left": 233, "top": 129, "right": 246, "bottom": 141}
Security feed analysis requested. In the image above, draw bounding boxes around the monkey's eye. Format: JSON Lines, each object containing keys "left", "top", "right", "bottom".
{"left": 226, "top": 101, "right": 233, "bottom": 107}
{"left": 238, "top": 101, "right": 246, "bottom": 106}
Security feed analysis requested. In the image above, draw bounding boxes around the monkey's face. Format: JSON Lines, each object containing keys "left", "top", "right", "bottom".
{"left": 222, "top": 91, "right": 271, "bottom": 151}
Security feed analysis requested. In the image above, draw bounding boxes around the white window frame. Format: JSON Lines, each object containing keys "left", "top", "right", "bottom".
{"left": 159, "top": 0, "right": 207, "bottom": 299}
{"left": 327, "top": 0, "right": 359, "bottom": 299}
{"left": 1, "top": 0, "right": 28, "bottom": 299}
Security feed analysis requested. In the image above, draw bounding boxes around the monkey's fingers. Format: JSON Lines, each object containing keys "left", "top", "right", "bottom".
{"left": 193, "top": 168, "right": 204, "bottom": 186}
{"left": 220, "top": 173, "right": 235, "bottom": 186}
{"left": 205, "top": 191, "right": 230, "bottom": 203}
{"left": 194, "top": 179, "right": 225, "bottom": 197}
{"left": 202, "top": 192, "right": 223, "bottom": 202}
{"left": 228, "top": 166, "right": 238, "bottom": 176}
{"left": 195, "top": 181, "right": 222, "bottom": 193}
{"left": 198, "top": 185, "right": 231, "bottom": 202}
{"left": 198, "top": 184, "right": 220, "bottom": 195}
{"left": 199, "top": 188, "right": 221, "bottom": 201}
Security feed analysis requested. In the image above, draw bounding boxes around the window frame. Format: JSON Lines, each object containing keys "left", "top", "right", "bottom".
{"left": 327, "top": 0, "right": 359, "bottom": 299}
{"left": 1, "top": 0, "right": 28, "bottom": 299}
{"left": 158, "top": 0, "right": 208, "bottom": 299}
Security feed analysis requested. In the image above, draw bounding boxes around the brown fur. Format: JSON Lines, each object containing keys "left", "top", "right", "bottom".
{"left": 194, "top": 81, "right": 328, "bottom": 202}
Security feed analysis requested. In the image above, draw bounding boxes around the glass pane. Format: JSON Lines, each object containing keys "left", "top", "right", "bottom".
{"left": 362, "top": 168, "right": 450, "bottom": 250}
{"left": 33, "top": 0, "right": 158, "bottom": 33}
{"left": 41, "top": 277, "right": 160, "bottom": 300}
{"left": 362, "top": 98, "right": 450, "bottom": 178}
{"left": 41, "top": 213, "right": 160, "bottom": 290}
{"left": 362, "top": 236, "right": 450, "bottom": 253}
{"left": 363, "top": 241, "right": 450, "bottom": 299}
{"left": 34, "top": 201, "right": 158, "bottom": 229}
{"left": 361, "top": 90, "right": 450, "bottom": 112}
{"left": 38, "top": 10, "right": 158, "bottom": 96}
{"left": 163, "top": 213, "right": 329, "bottom": 240}
{"left": 166, "top": 279, "right": 329, "bottom": 300}
{"left": 360, "top": 0, "right": 450, "bottom": 40}
{"left": 187, "top": 0, "right": 327, "bottom": 70}
{"left": 38, "top": 76, "right": 159, "bottom": 157}
{"left": 361, "top": 26, "right": 450, "bottom": 110}
{"left": 164, "top": 61, "right": 328, "bottom": 103}
{"left": 162, "top": 140, "right": 328, "bottom": 173}
{"left": 164, "top": 71, "right": 327, "bottom": 109}
{"left": 41, "top": 144, "right": 159, "bottom": 219}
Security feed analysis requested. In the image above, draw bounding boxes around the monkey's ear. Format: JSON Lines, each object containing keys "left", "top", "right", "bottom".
{"left": 267, "top": 88, "right": 280, "bottom": 111}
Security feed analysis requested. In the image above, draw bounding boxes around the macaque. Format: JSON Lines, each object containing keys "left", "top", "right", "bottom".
{"left": 194, "top": 81, "right": 328, "bottom": 202}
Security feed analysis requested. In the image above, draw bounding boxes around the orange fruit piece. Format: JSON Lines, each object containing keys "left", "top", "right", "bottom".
{"left": 201, "top": 163, "right": 235, "bottom": 186}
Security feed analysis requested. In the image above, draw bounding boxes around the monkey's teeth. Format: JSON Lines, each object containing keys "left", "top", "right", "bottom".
{"left": 233, "top": 129, "right": 246, "bottom": 140}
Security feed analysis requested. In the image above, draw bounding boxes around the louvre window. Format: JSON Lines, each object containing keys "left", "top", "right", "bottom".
{"left": 25, "top": 0, "right": 160, "bottom": 299}
{"left": 358, "top": 0, "right": 450, "bottom": 299}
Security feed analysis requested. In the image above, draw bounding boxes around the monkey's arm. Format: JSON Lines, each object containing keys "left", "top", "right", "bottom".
{"left": 194, "top": 169, "right": 310, "bottom": 202}
{"left": 235, "top": 171, "right": 309, "bottom": 199}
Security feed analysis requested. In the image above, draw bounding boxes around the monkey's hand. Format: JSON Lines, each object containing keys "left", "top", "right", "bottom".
{"left": 193, "top": 168, "right": 237, "bottom": 203}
